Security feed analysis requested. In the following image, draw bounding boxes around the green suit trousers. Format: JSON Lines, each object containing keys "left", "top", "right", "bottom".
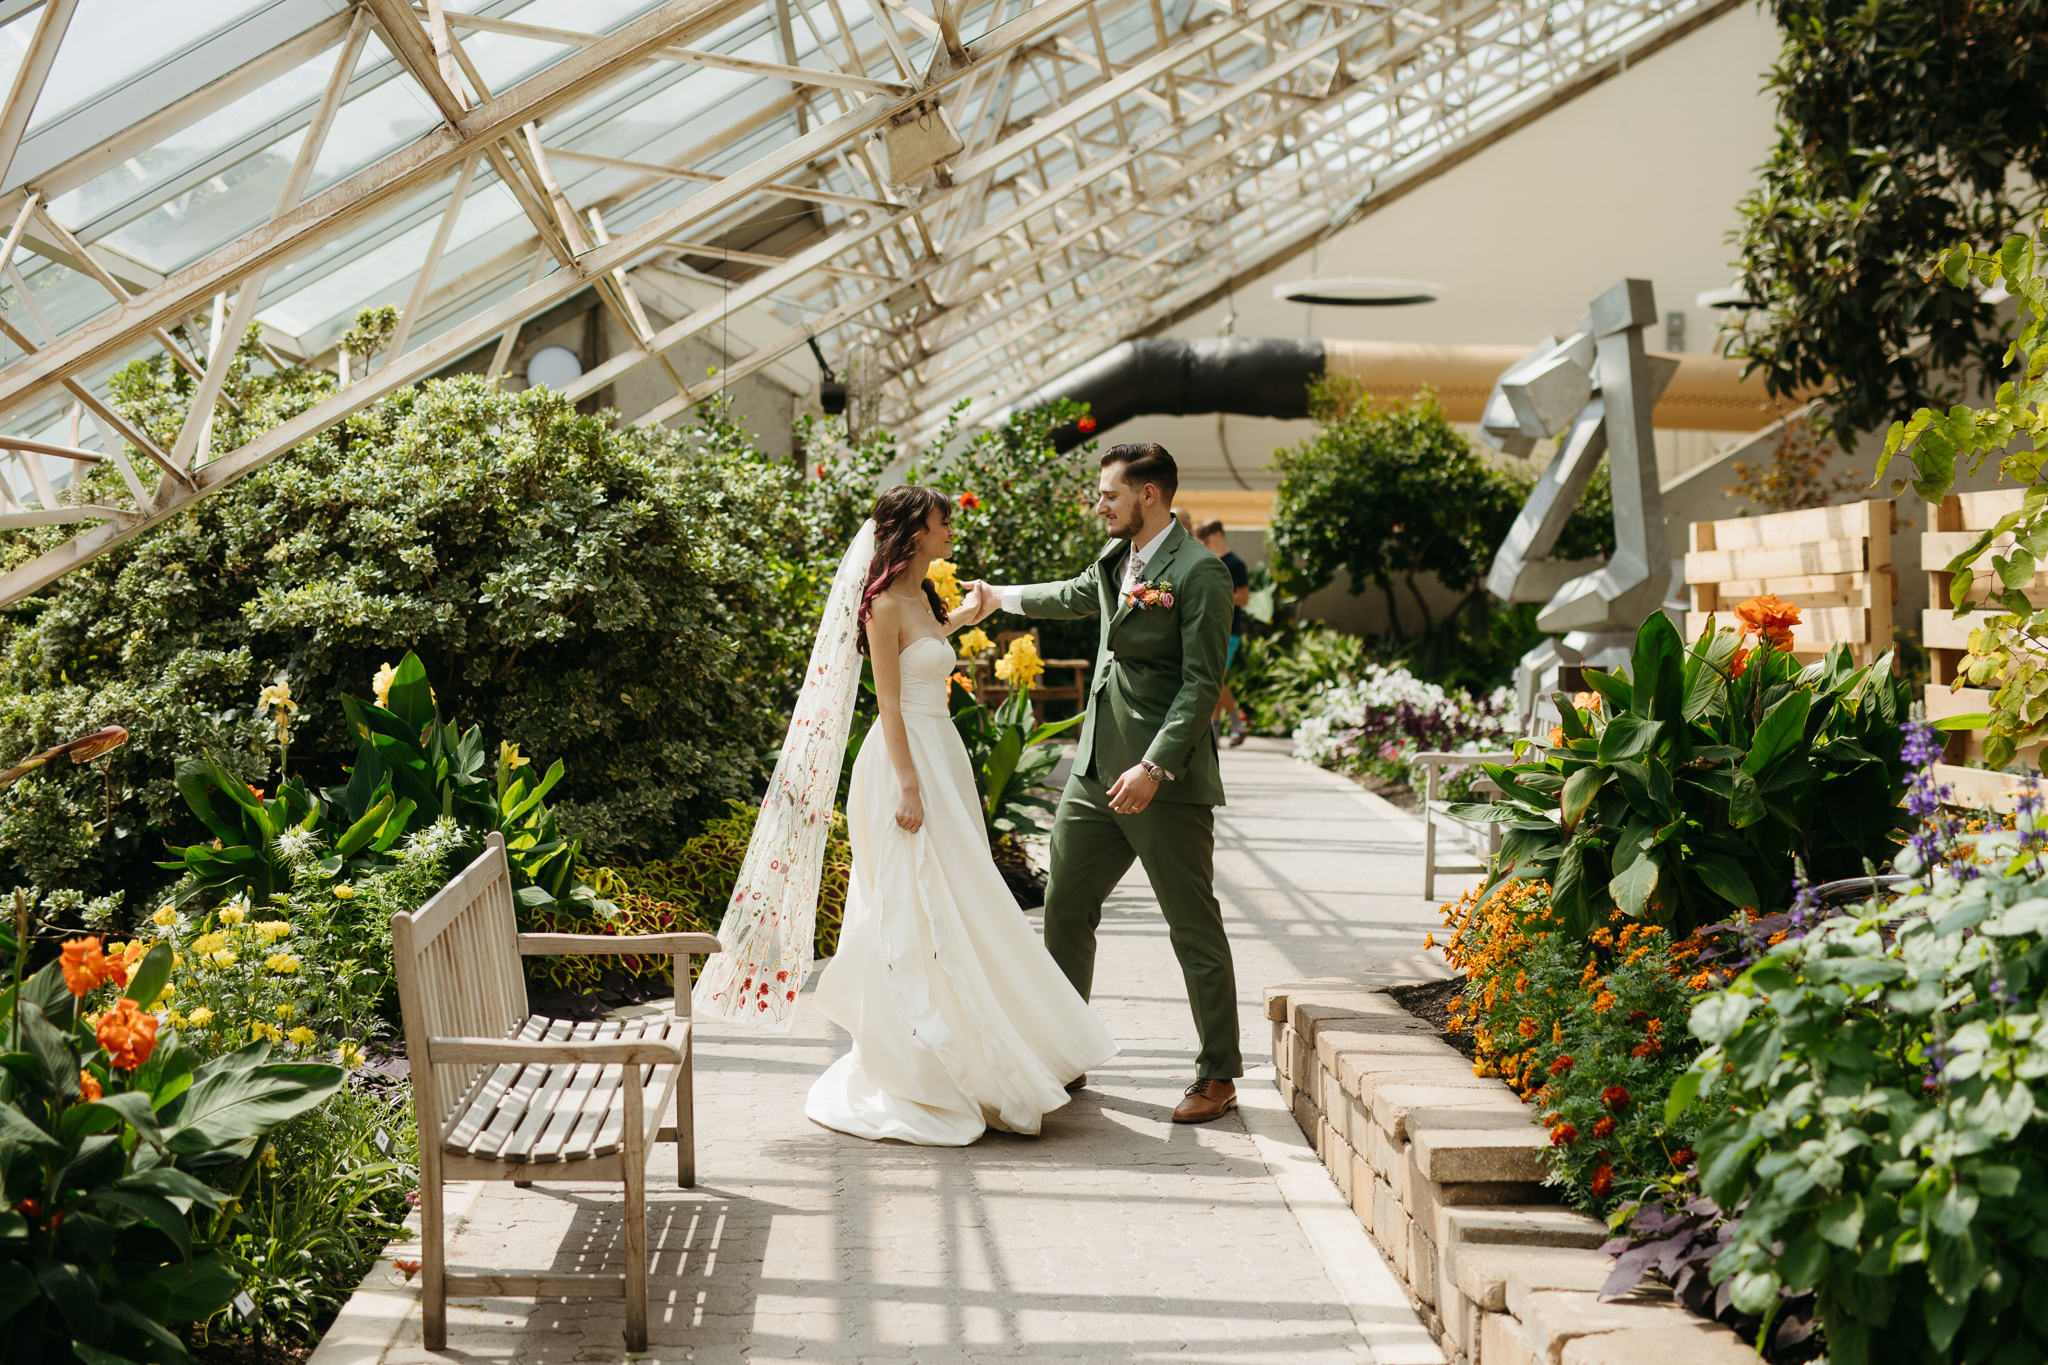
{"left": 1043, "top": 768, "right": 1242, "bottom": 1079}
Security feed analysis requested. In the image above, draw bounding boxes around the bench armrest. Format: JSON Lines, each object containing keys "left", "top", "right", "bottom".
{"left": 1411, "top": 750, "right": 1516, "bottom": 767}
{"left": 429, "top": 1035, "right": 686, "bottom": 1066}
{"left": 516, "top": 932, "right": 724, "bottom": 957}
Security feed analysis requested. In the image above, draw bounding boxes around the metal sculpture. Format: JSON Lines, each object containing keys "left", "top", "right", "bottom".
{"left": 1479, "top": 278, "right": 1680, "bottom": 722}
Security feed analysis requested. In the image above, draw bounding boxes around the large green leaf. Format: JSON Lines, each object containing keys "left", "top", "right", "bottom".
{"left": 1581, "top": 667, "right": 1632, "bottom": 714}
{"left": 1597, "top": 714, "right": 1662, "bottom": 763}
{"left": 1609, "top": 850, "right": 1662, "bottom": 918}
{"left": 115, "top": 1253, "right": 240, "bottom": 1325}
{"left": 1559, "top": 765, "right": 1604, "bottom": 832}
{"left": 123, "top": 943, "right": 174, "bottom": 1015}
{"left": 1630, "top": 612, "right": 1687, "bottom": 729}
{"left": 1743, "top": 691, "right": 1813, "bottom": 776}
{"left": 383, "top": 651, "right": 438, "bottom": 734}
{"left": 1729, "top": 768, "right": 1766, "bottom": 829}
{"left": 157, "top": 1058, "right": 344, "bottom": 1157}
{"left": 1689, "top": 853, "right": 1760, "bottom": 910}
{"left": 0, "top": 1101, "right": 58, "bottom": 1149}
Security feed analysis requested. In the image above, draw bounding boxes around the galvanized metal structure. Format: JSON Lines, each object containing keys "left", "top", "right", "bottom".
{"left": 0, "top": 0, "right": 1735, "bottom": 603}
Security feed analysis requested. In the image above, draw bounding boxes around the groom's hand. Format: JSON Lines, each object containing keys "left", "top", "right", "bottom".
{"left": 1107, "top": 763, "right": 1160, "bottom": 815}
{"left": 967, "top": 580, "right": 1000, "bottom": 623}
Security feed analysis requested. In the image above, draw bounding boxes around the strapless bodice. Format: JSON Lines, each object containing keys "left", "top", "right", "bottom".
{"left": 896, "top": 636, "right": 957, "bottom": 717}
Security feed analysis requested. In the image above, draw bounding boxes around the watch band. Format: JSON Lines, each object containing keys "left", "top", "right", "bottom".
{"left": 1139, "top": 759, "right": 1174, "bottom": 782}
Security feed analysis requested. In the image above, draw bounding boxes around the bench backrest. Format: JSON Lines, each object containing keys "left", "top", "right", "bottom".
{"left": 391, "top": 833, "right": 527, "bottom": 1135}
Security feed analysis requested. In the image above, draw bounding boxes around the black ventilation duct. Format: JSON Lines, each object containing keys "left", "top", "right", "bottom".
{"left": 1016, "top": 337, "right": 1326, "bottom": 451}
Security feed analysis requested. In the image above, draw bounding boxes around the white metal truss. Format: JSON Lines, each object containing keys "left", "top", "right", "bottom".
{"left": 0, "top": 0, "right": 1734, "bottom": 604}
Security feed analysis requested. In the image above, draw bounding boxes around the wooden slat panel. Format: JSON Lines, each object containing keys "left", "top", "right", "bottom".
{"left": 532, "top": 1021, "right": 622, "bottom": 1162}
{"left": 1923, "top": 609, "right": 2002, "bottom": 650}
{"left": 1923, "top": 530, "right": 2016, "bottom": 563}
{"left": 563, "top": 1019, "right": 641, "bottom": 1161}
{"left": 495, "top": 1025, "right": 585, "bottom": 1162}
{"left": 443, "top": 1015, "right": 547, "bottom": 1153}
{"left": 1695, "top": 500, "right": 1875, "bottom": 550}
{"left": 1957, "top": 489, "right": 2025, "bottom": 529}
{"left": 1933, "top": 761, "right": 2030, "bottom": 814}
{"left": 1925, "top": 685, "right": 1993, "bottom": 721}
{"left": 1706, "top": 572, "right": 1880, "bottom": 603}
{"left": 467, "top": 1018, "right": 575, "bottom": 1159}
{"left": 1684, "top": 537, "right": 1868, "bottom": 583}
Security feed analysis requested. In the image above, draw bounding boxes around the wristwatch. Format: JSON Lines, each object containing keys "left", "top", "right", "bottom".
{"left": 1138, "top": 759, "right": 1174, "bottom": 783}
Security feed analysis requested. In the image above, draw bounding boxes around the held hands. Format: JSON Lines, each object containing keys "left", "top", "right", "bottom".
{"left": 965, "top": 580, "right": 1001, "bottom": 624}
{"left": 1107, "top": 762, "right": 1160, "bottom": 815}
{"left": 895, "top": 782, "right": 925, "bottom": 833}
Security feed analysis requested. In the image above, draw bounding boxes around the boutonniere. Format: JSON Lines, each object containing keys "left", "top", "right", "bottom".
{"left": 1126, "top": 577, "right": 1176, "bottom": 610}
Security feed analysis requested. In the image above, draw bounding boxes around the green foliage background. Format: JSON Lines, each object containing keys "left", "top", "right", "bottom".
{"left": 0, "top": 335, "right": 836, "bottom": 903}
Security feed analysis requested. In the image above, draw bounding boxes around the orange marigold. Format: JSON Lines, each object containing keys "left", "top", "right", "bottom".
{"left": 1517, "top": 1017, "right": 1539, "bottom": 1040}
{"left": 1550, "top": 1123, "right": 1579, "bottom": 1146}
{"left": 95, "top": 998, "right": 158, "bottom": 1071}
{"left": 1549, "top": 1054, "right": 1576, "bottom": 1076}
{"left": 1592, "top": 1116, "right": 1617, "bottom": 1139}
{"left": 1767, "top": 931, "right": 1788, "bottom": 946}
{"left": 1592, "top": 991, "right": 1617, "bottom": 1013}
{"left": 1686, "top": 970, "right": 1713, "bottom": 990}
{"left": 1630, "top": 1039, "right": 1664, "bottom": 1059}
{"left": 1733, "top": 592, "right": 1800, "bottom": 651}
{"left": 1671, "top": 1148, "right": 1696, "bottom": 1168}
{"left": 1589, "top": 1163, "right": 1614, "bottom": 1198}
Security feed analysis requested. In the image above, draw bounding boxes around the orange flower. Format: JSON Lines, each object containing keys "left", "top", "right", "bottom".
{"left": 1573, "top": 691, "right": 1601, "bottom": 714}
{"left": 1592, "top": 1116, "right": 1617, "bottom": 1139}
{"left": 1589, "top": 1163, "right": 1614, "bottom": 1198}
{"left": 1549, "top": 1054, "right": 1576, "bottom": 1076}
{"left": 78, "top": 1070, "right": 101, "bottom": 1102}
{"left": 1733, "top": 593, "right": 1800, "bottom": 651}
{"left": 1517, "top": 1017, "right": 1539, "bottom": 1040}
{"left": 1671, "top": 1148, "right": 1695, "bottom": 1168}
{"left": 1548, "top": 725, "right": 1565, "bottom": 748}
{"left": 1729, "top": 645, "right": 1751, "bottom": 679}
{"left": 1550, "top": 1123, "right": 1579, "bottom": 1146}
{"left": 95, "top": 998, "right": 158, "bottom": 1071}
{"left": 1601, "top": 1085, "right": 1632, "bottom": 1111}
{"left": 60, "top": 937, "right": 114, "bottom": 996}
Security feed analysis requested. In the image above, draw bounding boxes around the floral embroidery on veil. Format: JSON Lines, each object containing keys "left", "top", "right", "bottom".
{"left": 691, "top": 520, "right": 875, "bottom": 1031}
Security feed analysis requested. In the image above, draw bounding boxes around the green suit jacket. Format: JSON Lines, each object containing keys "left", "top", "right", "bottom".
{"left": 1019, "top": 521, "right": 1232, "bottom": 806}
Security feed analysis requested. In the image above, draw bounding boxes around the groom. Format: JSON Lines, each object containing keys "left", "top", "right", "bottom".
{"left": 973, "top": 443, "right": 1241, "bottom": 1122}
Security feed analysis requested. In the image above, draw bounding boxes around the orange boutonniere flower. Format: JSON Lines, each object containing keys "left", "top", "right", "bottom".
{"left": 1733, "top": 593, "right": 1800, "bottom": 652}
{"left": 1126, "top": 577, "right": 1176, "bottom": 611}
{"left": 95, "top": 997, "right": 159, "bottom": 1071}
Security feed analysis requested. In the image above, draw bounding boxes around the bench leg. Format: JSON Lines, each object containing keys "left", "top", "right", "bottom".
{"left": 1422, "top": 812, "right": 1438, "bottom": 904}
{"left": 422, "top": 1155, "right": 448, "bottom": 1350}
{"left": 677, "top": 1032, "right": 695, "bottom": 1190}
{"left": 623, "top": 1066, "right": 649, "bottom": 1352}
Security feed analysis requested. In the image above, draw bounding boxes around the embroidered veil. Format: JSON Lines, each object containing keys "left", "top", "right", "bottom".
{"left": 691, "top": 520, "right": 875, "bottom": 1031}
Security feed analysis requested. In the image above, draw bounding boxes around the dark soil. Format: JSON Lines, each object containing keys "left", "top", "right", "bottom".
{"left": 1349, "top": 773, "right": 1420, "bottom": 813}
{"left": 183, "top": 1328, "right": 314, "bottom": 1365}
{"left": 1387, "top": 975, "right": 1475, "bottom": 1060}
{"left": 992, "top": 837, "right": 1047, "bottom": 908}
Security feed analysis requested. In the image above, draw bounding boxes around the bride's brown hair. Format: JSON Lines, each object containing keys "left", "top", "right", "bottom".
{"left": 857, "top": 485, "right": 954, "bottom": 657}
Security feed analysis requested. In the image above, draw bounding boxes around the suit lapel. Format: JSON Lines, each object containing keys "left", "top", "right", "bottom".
{"left": 1105, "top": 521, "right": 1187, "bottom": 637}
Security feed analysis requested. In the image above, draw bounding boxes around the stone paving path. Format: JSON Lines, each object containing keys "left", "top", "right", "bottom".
{"left": 370, "top": 743, "right": 1482, "bottom": 1365}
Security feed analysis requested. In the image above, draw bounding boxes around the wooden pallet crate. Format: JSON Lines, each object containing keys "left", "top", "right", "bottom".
{"left": 1684, "top": 499, "right": 1897, "bottom": 667}
{"left": 1923, "top": 490, "right": 2042, "bottom": 810}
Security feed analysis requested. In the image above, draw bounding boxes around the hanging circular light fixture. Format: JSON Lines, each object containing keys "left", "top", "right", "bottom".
{"left": 1272, "top": 277, "right": 1442, "bottom": 306}
{"left": 1695, "top": 285, "right": 1761, "bottom": 310}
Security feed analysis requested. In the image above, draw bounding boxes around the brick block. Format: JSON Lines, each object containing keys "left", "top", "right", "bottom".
{"left": 1265, "top": 980, "right": 1382, "bottom": 1023}
{"left": 1350, "top": 1155, "right": 1376, "bottom": 1235}
{"left": 1339, "top": 1041, "right": 1484, "bottom": 1105}
{"left": 1411, "top": 1124, "right": 1551, "bottom": 1184}
{"left": 1559, "top": 1322, "right": 1763, "bottom": 1365}
{"left": 1330, "top": 1132, "right": 1355, "bottom": 1200}
{"left": 1482, "top": 1311, "right": 1540, "bottom": 1365}
{"left": 1377, "top": 1191, "right": 1413, "bottom": 1289}
{"left": 1439, "top": 1279, "right": 1483, "bottom": 1357}
{"left": 1369, "top": 1083, "right": 1531, "bottom": 1141}
{"left": 1291, "top": 995, "right": 1405, "bottom": 1043}
{"left": 1292, "top": 1085, "right": 1321, "bottom": 1139}
{"left": 1436, "top": 1205, "right": 1609, "bottom": 1254}
{"left": 1410, "top": 1225, "right": 1439, "bottom": 1308}
{"left": 1409, "top": 1148, "right": 1551, "bottom": 1225}
{"left": 1286, "top": 1025, "right": 1311, "bottom": 1084}
{"left": 1447, "top": 1245, "right": 1617, "bottom": 1314}
{"left": 1270, "top": 1018, "right": 1285, "bottom": 1068}
{"left": 1344, "top": 1094, "right": 1371, "bottom": 1154}
{"left": 1359, "top": 1066, "right": 1504, "bottom": 1114}
{"left": 1515, "top": 1290, "right": 1697, "bottom": 1365}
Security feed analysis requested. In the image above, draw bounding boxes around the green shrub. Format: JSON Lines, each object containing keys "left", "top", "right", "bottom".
{"left": 1684, "top": 843, "right": 2048, "bottom": 1362}
{"left": 1460, "top": 613, "right": 1912, "bottom": 938}
{"left": 0, "top": 345, "right": 827, "bottom": 905}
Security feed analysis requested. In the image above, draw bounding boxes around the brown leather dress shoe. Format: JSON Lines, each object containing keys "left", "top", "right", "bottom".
{"left": 1172, "top": 1078, "right": 1238, "bottom": 1123}
{"left": 1065, "top": 1074, "right": 1087, "bottom": 1092}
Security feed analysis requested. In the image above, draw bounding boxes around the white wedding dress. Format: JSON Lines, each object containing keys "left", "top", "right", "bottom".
{"left": 805, "top": 635, "right": 1120, "bottom": 1145}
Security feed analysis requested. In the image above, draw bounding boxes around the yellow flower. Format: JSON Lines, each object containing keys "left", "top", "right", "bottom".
{"left": 340, "top": 1042, "right": 365, "bottom": 1069}
{"left": 257, "top": 681, "right": 296, "bottom": 714}
{"left": 274, "top": 1002, "right": 297, "bottom": 1020}
{"left": 499, "top": 740, "right": 530, "bottom": 771}
{"left": 994, "top": 634, "right": 1045, "bottom": 692}
{"left": 331, "top": 885, "right": 357, "bottom": 900}
{"left": 250, "top": 1021, "right": 282, "bottom": 1044}
{"left": 287, "top": 1026, "right": 317, "bottom": 1048}
{"left": 219, "top": 907, "right": 246, "bottom": 926}
{"left": 373, "top": 662, "right": 397, "bottom": 709}
{"left": 265, "top": 953, "right": 301, "bottom": 975}
{"left": 208, "top": 950, "right": 238, "bottom": 968}
{"left": 188, "top": 1006, "right": 214, "bottom": 1027}
{"left": 150, "top": 905, "right": 178, "bottom": 928}
{"left": 259, "top": 1146, "right": 279, "bottom": 1168}
{"left": 926, "top": 559, "right": 964, "bottom": 611}
{"left": 163, "top": 1009, "right": 186, "bottom": 1029}
{"left": 958, "top": 627, "right": 994, "bottom": 657}
{"left": 156, "top": 982, "right": 174, "bottom": 999}
{"left": 256, "top": 920, "right": 292, "bottom": 942}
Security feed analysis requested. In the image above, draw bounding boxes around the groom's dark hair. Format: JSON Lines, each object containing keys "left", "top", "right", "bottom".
{"left": 1102, "top": 443, "right": 1178, "bottom": 504}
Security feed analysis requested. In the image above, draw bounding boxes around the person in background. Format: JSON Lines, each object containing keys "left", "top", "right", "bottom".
{"left": 1195, "top": 519, "right": 1250, "bottom": 747}
{"left": 1173, "top": 507, "right": 1194, "bottom": 535}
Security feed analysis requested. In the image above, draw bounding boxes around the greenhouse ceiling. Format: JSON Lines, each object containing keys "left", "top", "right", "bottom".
{"left": 0, "top": 0, "right": 1733, "bottom": 602}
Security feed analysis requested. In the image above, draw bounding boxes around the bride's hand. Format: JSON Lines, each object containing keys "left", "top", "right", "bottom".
{"left": 895, "top": 784, "right": 925, "bottom": 833}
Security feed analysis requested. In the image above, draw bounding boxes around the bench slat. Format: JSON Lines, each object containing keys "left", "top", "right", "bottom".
{"left": 443, "top": 1015, "right": 548, "bottom": 1151}
{"left": 595, "top": 1018, "right": 687, "bottom": 1158}
{"left": 564, "top": 1018, "right": 651, "bottom": 1161}
{"left": 467, "top": 1018, "right": 577, "bottom": 1159}
{"left": 532, "top": 1019, "right": 629, "bottom": 1162}
{"left": 494, "top": 1021, "right": 590, "bottom": 1162}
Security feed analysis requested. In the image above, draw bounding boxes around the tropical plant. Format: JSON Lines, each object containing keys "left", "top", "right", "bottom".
{"left": 948, "top": 668, "right": 1081, "bottom": 844}
{"left": 0, "top": 933, "right": 344, "bottom": 1365}
{"left": 1725, "top": 1, "right": 2048, "bottom": 447}
{"left": 1456, "top": 611, "right": 1913, "bottom": 938}
{"left": 1678, "top": 823, "right": 2048, "bottom": 1362}
{"left": 1879, "top": 233, "right": 2048, "bottom": 771}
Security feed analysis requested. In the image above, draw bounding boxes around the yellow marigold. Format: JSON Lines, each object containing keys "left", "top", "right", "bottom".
{"left": 994, "top": 633, "right": 1046, "bottom": 692}
{"left": 255, "top": 920, "right": 292, "bottom": 942}
{"left": 1766, "top": 931, "right": 1788, "bottom": 946}
{"left": 188, "top": 1006, "right": 215, "bottom": 1027}
{"left": 219, "top": 907, "right": 247, "bottom": 926}
{"left": 340, "top": 1042, "right": 365, "bottom": 1069}
{"left": 190, "top": 931, "right": 227, "bottom": 956}
{"left": 250, "top": 1021, "right": 282, "bottom": 1044}
{"left": 287, "top": 1027, "right": 317, "bottom": 1048}
{"left": 150, "top": 905, "right": 178, "bottom": 928}
{"left": 373, "top": 662, "right": 397, "bottom": 709}
{"left": 1424, "top": 932, "right": 1437, "bottom": 950}
{"left": 925, "top": 559, "right": 964, "bottom": 611}
{"left": 274, "top": 1002, "right": 296, "bottom": 1020}
{"left": 208, "top": 950, "right": 238, "bottom": 968}
{"left": 1592, "top": 990, "right": 1617, "bottom": 1013}
{"left": 1551, "top": 1019, "right": 1564, "bottom": 1045}
{"left": 156, "top": 982, "right": 174, "bottom": 999}
{"left": 958, "top": 626, "right": 995, "bottom": 657}
{"left": 331, "top": 885, "right": 357, "bottom": 900}
{"left": 265, "top": 953, "right": 301, "bottom": 975}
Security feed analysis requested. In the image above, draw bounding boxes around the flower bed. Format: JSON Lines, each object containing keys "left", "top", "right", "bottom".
{"left": 1290, "top": 662, "right": 1513, "bottom": 796}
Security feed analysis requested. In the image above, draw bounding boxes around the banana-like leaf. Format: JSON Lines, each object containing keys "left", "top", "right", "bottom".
{"left": 1559, "top": 766, "right": 1604, "bottom": 832}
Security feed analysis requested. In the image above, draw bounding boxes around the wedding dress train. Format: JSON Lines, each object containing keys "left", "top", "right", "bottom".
{"left": 806, "top": 636, "right": 1119, "bottom": 1145}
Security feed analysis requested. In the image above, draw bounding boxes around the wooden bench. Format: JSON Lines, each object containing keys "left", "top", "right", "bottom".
{"left": 391, "top": 833, "right": 723, "bottom": 1351}
{"left": 1415, "top": 750, "right": 1513, "bottom": 903}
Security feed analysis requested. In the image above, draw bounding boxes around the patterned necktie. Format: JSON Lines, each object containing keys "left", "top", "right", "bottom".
{"left": 1121, "top": 545, "right": 1144, "bottom": 602}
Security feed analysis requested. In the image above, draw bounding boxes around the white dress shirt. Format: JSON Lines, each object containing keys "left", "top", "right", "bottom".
{"left": 995, "top": 521, "right": 1173, "bottom": 615}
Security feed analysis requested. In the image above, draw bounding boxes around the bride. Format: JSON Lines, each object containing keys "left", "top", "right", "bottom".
{"left": 693, "top": 486, "right": 1117, "bottom": 1146}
